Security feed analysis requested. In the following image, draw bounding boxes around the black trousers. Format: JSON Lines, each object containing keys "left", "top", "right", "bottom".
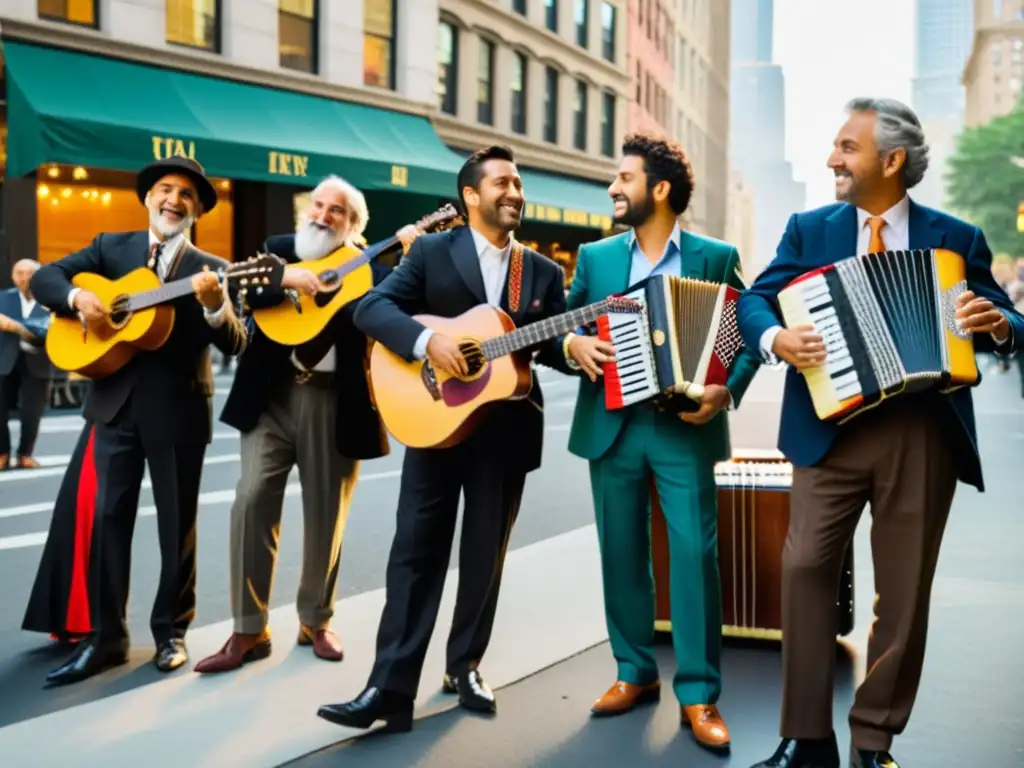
{"left": 0, "top": 355, "right": 51, "bottom": 457}
{"left": 89, "top": 410, "right": 205, "bottom": 645}
{"left": 368, "top": 442, "right": 526, "bottom": 698}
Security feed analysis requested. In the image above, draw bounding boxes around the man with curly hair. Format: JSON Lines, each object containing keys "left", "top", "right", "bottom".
{"left": 563, "top": 133, "right": 760, "bottom": 751}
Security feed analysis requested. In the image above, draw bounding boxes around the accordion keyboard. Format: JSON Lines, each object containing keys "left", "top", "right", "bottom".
{"left": 597, "top": 310, "right": 659, "bottom": 408}
{"left": 777, "top": 272, "right": 864, "bottom": 412}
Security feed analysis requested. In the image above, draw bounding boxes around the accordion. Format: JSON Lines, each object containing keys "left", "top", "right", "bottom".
{"left": 777, "top": 247, "right": 979, "bottom": 422}
{"left": 595, "top": 274, "right": 745, "bottom": 411}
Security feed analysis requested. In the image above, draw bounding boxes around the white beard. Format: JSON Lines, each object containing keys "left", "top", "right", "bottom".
{"left": 294, "top": 223, "right": 343, "bottom": 261}
{"left": 150, "top": 209, "right": 195, "bottom": 238}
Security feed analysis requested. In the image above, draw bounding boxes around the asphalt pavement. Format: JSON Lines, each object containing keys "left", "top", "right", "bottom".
{"left": 0, "top": 361, "right": 1021, "bottom": 766}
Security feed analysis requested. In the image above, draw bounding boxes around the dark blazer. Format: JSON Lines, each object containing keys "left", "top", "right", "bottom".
{"left": 737, "top": 199, "right": 1024, "bottom": 491}
{"left": 353, "top": 225, "right": 571, "bottom": 474}
{"left": 0, "top": 287, "right": 52, "bottom": 378}
{"left": 30, "top": 231, "right": 247, "bottom": 444}
{"left": 219, "top": 233, "right": 390, "bottom": 461}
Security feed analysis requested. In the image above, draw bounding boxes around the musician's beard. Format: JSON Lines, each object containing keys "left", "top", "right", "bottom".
{"left": 295, "top": 221, "right": 344, "bottom": 261}
{"left": 150, "top": 208, "right": 195, "bottom": 238}
{"left": 612, "top": 193, "right": 654, "bottom": 227}
{"left": 834, "top": 171, "right": 858, "bottom": 202}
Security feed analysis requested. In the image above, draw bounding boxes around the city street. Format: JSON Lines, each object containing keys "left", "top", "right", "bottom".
{"left": 0, "top": 362, "right": 1022, "bottom": 766}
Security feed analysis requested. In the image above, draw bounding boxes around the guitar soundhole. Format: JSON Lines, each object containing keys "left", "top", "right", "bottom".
{"left": 314, "top": 270, "right": 341, "bottom": 308}
{"left": 107, "top": 295, "right": 132, "bottom": 329}
{"left": 459, "top": 341, "right": 486, "bottom": 378}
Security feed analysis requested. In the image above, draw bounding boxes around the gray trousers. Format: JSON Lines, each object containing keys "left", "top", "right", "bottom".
{"left": 229, "top": 380, "right": 359, "bottom": 634}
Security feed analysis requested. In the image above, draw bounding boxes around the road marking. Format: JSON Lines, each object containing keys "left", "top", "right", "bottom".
{"left": 0, "top": 448, "right": 241, "bottom": 485}
{"left": 0, "top": 470, "right": 402, "bottom": 551}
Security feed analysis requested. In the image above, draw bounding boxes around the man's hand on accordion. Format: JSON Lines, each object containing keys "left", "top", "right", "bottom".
{"left": 771, "top": 324, "right": 826, "bottom": 369}
{"left": 955, "top": 290, "right": 1010, "bottom": 343}
{"left": 566, "top": 334, "right": 615, "bottom": 382}
{"left": 678, "top": 384, "right": 731, "bottom": 425}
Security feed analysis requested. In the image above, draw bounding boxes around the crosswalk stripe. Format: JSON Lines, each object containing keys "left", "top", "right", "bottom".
{"left": 0, "top": 446, "right": 241, "bottom": 485}
{"left": 0, "top": 469, "right": 402, "bottom": 551}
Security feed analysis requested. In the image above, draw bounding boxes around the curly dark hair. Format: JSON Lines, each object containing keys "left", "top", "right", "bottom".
{"left": 621, "top": 133, "right": 695, "bottom": 215}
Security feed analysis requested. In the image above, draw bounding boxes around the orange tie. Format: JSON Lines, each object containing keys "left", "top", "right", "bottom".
{"left": 866, "top": 216, "right": 887, "bottom": 253}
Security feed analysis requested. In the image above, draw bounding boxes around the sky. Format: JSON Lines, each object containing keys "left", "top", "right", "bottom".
{"left": 772, "top": 0, "right": 918, "bottom": 209}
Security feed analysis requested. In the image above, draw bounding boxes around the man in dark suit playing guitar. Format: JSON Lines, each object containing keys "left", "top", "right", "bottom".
{"left": 317, "top": 145, "right": 572, "bottom": 732}
{"left": 0, "top": 258, "right": 53, "bottom": 469}
{"left": 195, "top": 176, "right": 414, "bottom": 673}
{"left": 30, "top": 156, "right": 248, "bottom": 686}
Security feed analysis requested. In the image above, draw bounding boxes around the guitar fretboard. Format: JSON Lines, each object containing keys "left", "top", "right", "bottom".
{"left": 481, "top": 300, "right": 614, "bottom": 359}
{"left": 320, "top": 236, "right": 399, "bottom": 282}
{"left": 127, "top": 278, "right": 197, "bottom": 311}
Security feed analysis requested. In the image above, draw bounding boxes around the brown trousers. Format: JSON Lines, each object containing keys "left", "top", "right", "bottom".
{"left": 780, "top": 398, "right": 958, "bottom": 752}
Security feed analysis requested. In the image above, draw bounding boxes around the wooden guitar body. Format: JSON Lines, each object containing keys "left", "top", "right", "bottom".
{"left": 46, "top": 268, "right": 174, "bottom": 378}
{"left": 252, "top": 245, "right": 375, "bottom": 346}
{"left": 368, "top": 305, "right": 534, "bottom": 449}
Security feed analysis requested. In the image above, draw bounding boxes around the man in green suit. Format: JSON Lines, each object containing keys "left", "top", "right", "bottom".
{"left": 562, "top": 134, "right": 760, "bottom": 751}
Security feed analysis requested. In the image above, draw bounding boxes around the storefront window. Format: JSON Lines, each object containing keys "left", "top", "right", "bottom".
{"left": 36, "top": 165, "right": 234, "bottom": 264}
{"left": 167, "top": 0, "right": 220, "bottom": 52}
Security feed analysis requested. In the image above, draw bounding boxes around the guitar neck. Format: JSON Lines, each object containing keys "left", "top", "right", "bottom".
{"left": 127, "top": 276, "right": 197, "bottom": 311}
{"left": 481, "top": 300, "right": 612, "bottom": 360}
{"left": 322, "top": 236, "right": 400, "bottom": 282}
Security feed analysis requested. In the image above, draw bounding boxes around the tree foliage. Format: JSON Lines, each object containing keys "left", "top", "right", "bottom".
{"left": 944, "top": 104, "right": 1024, "bottom": 259}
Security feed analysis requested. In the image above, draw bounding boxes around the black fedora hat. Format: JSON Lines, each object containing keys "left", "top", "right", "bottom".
{"left": 136, "top": 156, "right": 218, "bottom": 213}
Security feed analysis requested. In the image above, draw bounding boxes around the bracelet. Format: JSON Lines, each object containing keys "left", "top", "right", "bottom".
{"left": 562, "top": 333, "right": 581, "bottom": 370}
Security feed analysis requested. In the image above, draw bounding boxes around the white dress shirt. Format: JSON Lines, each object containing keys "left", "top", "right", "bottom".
{"left": 67, "top": 230, "right": 228, "bottom": 327}
{"left": 290, "top": 246, "right": 337, "bottom": 373}
{"left": 18, "top": 291, "right": 38, "bottom": 353}
{"left": 411, "top": 228, "right": 512, "bottom": 360}
{"left": 759, "top": 196, "right": 911, "bottom": 360}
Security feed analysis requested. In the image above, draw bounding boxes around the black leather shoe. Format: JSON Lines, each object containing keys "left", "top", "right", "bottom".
{"left": 851, "top": 748, "right": 899, "bottom": 768}
{"left": 317, "top": 686, "right": 414, "bottom": 732}
{"left": 45, "top": 636, "right": 129, "bottom": 687}
{"left": 454, "top": 669, "right": 496, "bottom": 714}
{"left": 154, "top": 639, "right": 188, "bottom": 672}
{"left": 442, "top": 673, "right": 458, "bottom": 693}
{"left": 750, "top": 736, "right": 840, "bottom": 767}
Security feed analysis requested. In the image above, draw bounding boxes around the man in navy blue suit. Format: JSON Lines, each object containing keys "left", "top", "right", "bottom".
{"left": 0, "top": 258, "right": 53, "bottom": 469}
{"left": 738, "top": 98, "right": 1024, "bottom": 768}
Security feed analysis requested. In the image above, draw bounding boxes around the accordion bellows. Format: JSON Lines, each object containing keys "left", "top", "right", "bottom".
{"left": 778, "top": 247, "right": 979, "bottom": 422}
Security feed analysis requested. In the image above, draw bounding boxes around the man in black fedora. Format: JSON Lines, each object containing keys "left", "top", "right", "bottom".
{"left": 30, "top": 155, "right": 249, "bottom": 685}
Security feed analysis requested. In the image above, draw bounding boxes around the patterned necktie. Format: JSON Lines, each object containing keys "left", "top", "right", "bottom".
{"left": 148, "top": 242, "right": 164, "bottom": 278}
{"left": 866, "top": 216, "right": 887, "bottom": 253}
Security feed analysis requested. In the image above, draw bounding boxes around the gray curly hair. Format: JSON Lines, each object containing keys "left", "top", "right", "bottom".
{"left": 845, "top": 97, "right": 929, "bottom": 189}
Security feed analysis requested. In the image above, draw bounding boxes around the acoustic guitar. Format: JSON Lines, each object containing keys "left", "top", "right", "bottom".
{"left": 46, "top": 255, "right": 283, "bottom": 378}
{"left": 368, "top": 296, "right": 640, "bottom": 449}
{"left": 252, "top": 204, "right": 463, "bottom": 346}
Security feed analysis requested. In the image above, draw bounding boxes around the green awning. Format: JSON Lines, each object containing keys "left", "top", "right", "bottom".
{"left": 518, "top": 168, "right": 614, "bottom": 230}
{"left": 3, "top": 40, "right": 464, "bottom": 197}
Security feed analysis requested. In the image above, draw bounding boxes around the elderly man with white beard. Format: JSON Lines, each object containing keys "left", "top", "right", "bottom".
{"left": 195, "top": 175, "right": 418, "bottom": 673}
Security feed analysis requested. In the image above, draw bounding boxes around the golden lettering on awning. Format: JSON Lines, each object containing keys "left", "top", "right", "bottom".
{"left": 390, "top": 165, "right": 409, "bottom": 187}
{"left": 269, "top": 151, "right": 309, "bottom": 177}
{"left": 151, "top": 136, "right": 196, "bottom": 161}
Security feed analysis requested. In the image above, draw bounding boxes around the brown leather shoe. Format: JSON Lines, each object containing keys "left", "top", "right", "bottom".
{"left": 193, "top": 632, "right": 271, "bottom": 674}
{"left": 681, "top": 704, "right": 730, "bottom": 750}
{"left": 17, "top": 456, "right": 41, "bottom": 469}
{"left": 297, "top": 625, "right": 344, "bottom": 661}
{"left": 590, "top": 680, "right": 661, "bottom": 716}
{"left": 0, "top": 453, "right": 9, "bottom": 470}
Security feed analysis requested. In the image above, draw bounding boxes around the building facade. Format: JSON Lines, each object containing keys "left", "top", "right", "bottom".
{"left": 724, "top": 169, "right": 756, "bottom": 280}
{"left": 963, "top": 0, "right": 1024, "bottom": 127}
{"left": 0, "top": 0, "right": 625, "bottom": 285}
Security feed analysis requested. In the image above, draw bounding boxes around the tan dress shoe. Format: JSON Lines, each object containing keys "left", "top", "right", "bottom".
{"left": 297, "top": 625, "right": 344, "bottom": 661}
{"left": 681, "top": 704, "right": 730, "bottom": 749}
{"left": 0, "top": 453, "right": 9, "bottom": 470}
{"left": 17, "top": 456, "right": 41, "bottom": 469}
{"left": 590, "top": 679, "right": 661, "bottom": 716}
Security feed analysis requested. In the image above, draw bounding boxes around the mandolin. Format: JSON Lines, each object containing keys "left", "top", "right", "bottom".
{"left": 46, "top": 255, "right": 283, "bottom": 378}
{"left": 368, "top": 296, "right": 641, "bottom": 449}
{"left": 251, "top": 204, "right": 463, "bottom": 346}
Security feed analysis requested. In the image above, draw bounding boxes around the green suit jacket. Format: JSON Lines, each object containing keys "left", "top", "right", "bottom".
{"left": 565, "top": 230, "right": 761, "bottom": 462}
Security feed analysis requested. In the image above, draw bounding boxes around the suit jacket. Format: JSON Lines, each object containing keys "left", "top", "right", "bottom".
{"left": 0, "top": 287, "right": 52, "bottom": 379}
{"left": 30, "top": 231, "right": 247, "bottom": 444}
{"left": 737, "top": 199, "right": 1024, "bottom": 492}
{"left": 219, "top": 233, "right": 390, "bottom": 461}
{"left": 565, "top": 230, "right": 761, "bottom": 462}
{"left": 352, "top": 226, "right": 570, "bottom": 474}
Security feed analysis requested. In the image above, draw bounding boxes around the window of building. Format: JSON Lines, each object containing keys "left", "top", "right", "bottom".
{"left": 38, "top": 0, "right": 97, "bottom": 27}
{"left": 635, "top": 60, "right": 642, "bottom": 101}
{"left": 166, "top": 0, "right": 220, "bottom": 52}
{"left": 543, "top": 66, "right": 559, "bottom": 143}
{"left": 364, "top": 0, "right": 395, "bottom": 89}
{"left": 279, "top": 0, "right": 318, "bottom": 73}
{"left": 573, "top": 79, "right": 587, "bottom": 150}
{"left": 601, "top": 91, "right": 615, "bottom": 157}
{"left": 601, "top": 2, "right": 616, "bottom": 62}
{"left": 437, "top": 21, "right": 458, "bottom": 115}
{"left": 511, "top": 52, "right": 527, "bottom": 134}
{"left": 477, "top": 39, "right": 495, "bottom": 125}
{"left": 574, "top": 0, "right": 589, "bottom": 47}
{"left": 545, "top": 0, "right": 558, "bottom": 33}
{"left": 513, "top": 0, "right": 527, "bottom": 14}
